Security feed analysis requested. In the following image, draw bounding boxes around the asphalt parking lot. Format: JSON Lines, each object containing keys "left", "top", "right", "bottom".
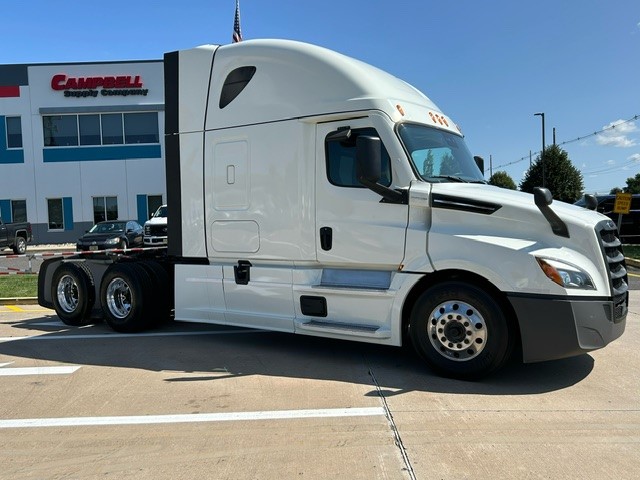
{"left": 0, "top": 295, "right": 638, "bottom": 479}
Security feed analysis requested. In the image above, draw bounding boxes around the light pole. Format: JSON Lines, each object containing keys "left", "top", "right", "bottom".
{"left": 534, "top": 112, "right": 546, "bottom": 187}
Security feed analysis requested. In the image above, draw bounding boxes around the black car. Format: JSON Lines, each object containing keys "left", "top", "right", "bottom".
{"left": 76, "top": 220, "right": 144, "bottom": 251}
{"left": 575, "top": 194, "right": 640, "bottom": 243}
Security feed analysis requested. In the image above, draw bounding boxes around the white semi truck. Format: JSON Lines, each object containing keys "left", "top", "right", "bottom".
{"left": 38, "top": 39, "right": 627, "bottom": 379}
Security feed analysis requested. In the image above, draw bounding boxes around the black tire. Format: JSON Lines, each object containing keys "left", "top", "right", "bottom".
{"left": 138, "top": 260, "right": 172, "bottom": 324}
{"left": 12, "top": 237, "right": 27, "bottom": 254}
{"left": 119, "top": 239, "right": 128, "bottom": 250}
{"left": 409, "top": 281, "right": 512, "bottom": 380}
{"left": 51, "top": 262, "right": 95, "bottom": 326}
{"left": 100, "top": 262, "right": 153, "bottom": 333}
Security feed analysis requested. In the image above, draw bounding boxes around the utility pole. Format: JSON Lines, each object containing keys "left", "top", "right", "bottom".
{"left": 490, "top": 154, "right": 493, "bottom": 178}
{"left": 534, "top": 113, "right": 546, "bottom": 188}
{"left": 553, "top": 127, "right": 556, "bottom": 146}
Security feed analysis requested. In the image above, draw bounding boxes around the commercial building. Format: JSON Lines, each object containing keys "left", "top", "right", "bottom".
{"left": 0, "top": 59, "right": 165, "bottom": 244}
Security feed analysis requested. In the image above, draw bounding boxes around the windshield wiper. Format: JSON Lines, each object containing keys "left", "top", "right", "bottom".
{"left": 427, "top": 175, "right": 469, "bottom": 183}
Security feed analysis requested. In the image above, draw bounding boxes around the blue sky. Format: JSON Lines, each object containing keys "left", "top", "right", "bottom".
{"left": 3, "top": 0, "right": 639, "bottom": 194}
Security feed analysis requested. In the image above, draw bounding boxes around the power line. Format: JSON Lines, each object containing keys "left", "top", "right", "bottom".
{"left": 492, "top": 114, "right": 640, "bottom": 171}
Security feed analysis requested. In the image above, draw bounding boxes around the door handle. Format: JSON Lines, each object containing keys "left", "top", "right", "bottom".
{"left": 320, "top": 227, "right": 332, "bottom": 251}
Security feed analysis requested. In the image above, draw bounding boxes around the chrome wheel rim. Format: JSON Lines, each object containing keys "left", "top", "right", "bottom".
{"left": 56, "top": 275, "right": 79, "bottom": 313}
{"left": 428, "top": 300, "right": 487, "bottom": 361}
{"left": 105, "top": 278, "right": 132, "bottom": 319}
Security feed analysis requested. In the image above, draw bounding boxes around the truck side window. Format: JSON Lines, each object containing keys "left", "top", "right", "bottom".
{"left": 219, "top": 66, "right": 257, "bottom": 109}
{"left": 325, "top": 128, "right": 392, "bottom": 188}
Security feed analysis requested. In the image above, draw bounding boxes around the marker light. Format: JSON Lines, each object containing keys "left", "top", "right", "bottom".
{"left": 396, "top": 104, "right": 405, "bottom": 116}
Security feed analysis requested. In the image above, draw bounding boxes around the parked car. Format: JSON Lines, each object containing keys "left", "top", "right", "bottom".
{"left": 76, "top": 220, "right": 144, "bottom": 251}
{"left": 144, "top": 204, "right": 168, "bottom": 246}
{"left": 0, "top": 217, "right": 32, "bottom": 254}
{"left": 575, "top": 194, "right": 640, "bottom": 243}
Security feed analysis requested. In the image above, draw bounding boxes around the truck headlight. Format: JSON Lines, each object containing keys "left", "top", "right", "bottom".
{"left": 536, "top": 258, "right": 595, "bottom": 290}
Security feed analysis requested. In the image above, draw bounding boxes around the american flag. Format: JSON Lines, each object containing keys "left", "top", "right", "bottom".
{"left": 232, "top": 0, "right": 242, "bottom": 43}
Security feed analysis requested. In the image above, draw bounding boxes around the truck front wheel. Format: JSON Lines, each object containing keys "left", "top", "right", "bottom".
{"left": 100, "top": 263, "right": 153, "bottom": 333}
{"left": 409, "top": 281, "right": 512, "bottom": 380}
{"left": 51, "top": 262, "right": 95, "bottom": 326}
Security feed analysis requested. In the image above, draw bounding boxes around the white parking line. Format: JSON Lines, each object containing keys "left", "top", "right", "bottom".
{"left": 0, "top": 407, "right": 385, "bottom": 429}
{"left": 0, "top": 329, "right": 266, "bottom": 343}
{"left": 0, "top": 365, "right": 81, "bottom": 376}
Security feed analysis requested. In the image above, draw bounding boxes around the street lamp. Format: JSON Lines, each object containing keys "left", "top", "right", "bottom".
{"left": 534, "top": 112, "right": 546, "bottom": 187}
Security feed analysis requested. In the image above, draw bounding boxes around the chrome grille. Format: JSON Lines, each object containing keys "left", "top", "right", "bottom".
{"left": 597, "top": 220, "right": 628, "bottom": 322}
{"left": 145, "top": 224, "right": 167, "bottom": 236}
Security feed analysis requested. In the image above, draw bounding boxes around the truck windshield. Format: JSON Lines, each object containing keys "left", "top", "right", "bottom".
{"left": 153, "top": 206, "right": 167, "bottom": 217}
{"left": 397, "top": 123, "right": 485, "bottom": 183}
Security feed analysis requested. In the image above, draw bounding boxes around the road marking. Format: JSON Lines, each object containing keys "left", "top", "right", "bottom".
{"left": 0, "top": 407, "right": 385, "bottom": 429}
{"left": 0, "top": 329, "right": 266, "bottom": 343}
{"left": 0, "top": 366, "right": 81, "bottom": 376}
{"left": 5, "top": 306, "right": 23, "bottom": 312}
{"left": 627, "top": 272, "right": 640, "bottom": 278}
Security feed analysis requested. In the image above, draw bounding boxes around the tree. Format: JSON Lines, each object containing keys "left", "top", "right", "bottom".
{"left": 422, "top": 150, "right": 434, "bottom": 177}
{"left": 609, "top": 174, "right": 640, "bottom": 194}
{"left": 623, "top": 173, "right": 640, "bottom": 194}
{"left": 488, "top": 171, "right": 517, "bottom": 190}
{"left": 519, "top": 144, "right": 584, "bottom": 203}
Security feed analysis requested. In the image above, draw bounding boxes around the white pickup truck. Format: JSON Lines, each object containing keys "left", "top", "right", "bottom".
{"left": 38, "top": 39, "right": 627, "bottom": 379}
{"left": 143, "top": 204, "right": 167, "bottom": 246}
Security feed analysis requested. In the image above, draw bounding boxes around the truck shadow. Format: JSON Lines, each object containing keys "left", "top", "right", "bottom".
{"left": 1, "top": 314, "right": 594, "bottom": 396}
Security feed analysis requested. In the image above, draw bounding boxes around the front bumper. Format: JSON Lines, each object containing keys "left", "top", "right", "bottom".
{"left": 508, "top": 293, "right": 627, "bottom": 363}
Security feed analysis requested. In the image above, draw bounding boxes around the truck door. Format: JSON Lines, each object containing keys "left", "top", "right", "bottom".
{"left": 315, "top": 119, "right": 408, "bottom": 268}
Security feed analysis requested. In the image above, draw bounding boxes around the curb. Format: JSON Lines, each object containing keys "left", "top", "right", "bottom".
{"left": 0, "top": 297, "right": 39, "bottom": 306}
{"left": 624, "top": 257, "right": 640, "bottom": 269}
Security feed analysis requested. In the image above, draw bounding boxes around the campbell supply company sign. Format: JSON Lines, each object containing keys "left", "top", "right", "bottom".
{"left": 51, "top": 74, "right": 149, "bottom": 97}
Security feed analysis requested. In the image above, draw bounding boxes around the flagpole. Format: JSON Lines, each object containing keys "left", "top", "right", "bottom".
{"left": 233, "top": 0, "right": 242, "bottom": 43}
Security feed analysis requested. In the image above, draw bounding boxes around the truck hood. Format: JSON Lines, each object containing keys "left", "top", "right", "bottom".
{"left": 144, "top": 216, "right": 167, "bottom": 227}
{"left": 408, "top": 181, "right": 615, "bottom": 294}
{"left": 415, "top": 182, "right": 610, "bottom": 237}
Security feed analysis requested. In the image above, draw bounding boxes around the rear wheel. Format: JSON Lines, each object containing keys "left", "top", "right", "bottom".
{"left": 51, "top": 262, "right": 95, "bottom": 326}
{"left": 409, "top": 281, "right": 512, "bottom": 380}
{"left": 100, "top": 262, "right": 153, "bottom": 332}
{"left": 12, "top": 237, "right": 27, "bottom": 254}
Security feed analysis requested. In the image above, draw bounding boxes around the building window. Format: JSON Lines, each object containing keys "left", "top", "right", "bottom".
{"left": 43, "top": 112, "right": 159, "bottom": 147}
{"left": 79, "top": 114, "right": 101, "bottom": 146}
{"left": 147, "top": 195, "right": 163, "bottom": 219}
{"left": 124, "top": 112, "right": 159, "bottom": 144}
{"left": 47, "top": 198, "right": 64, "bottom": 230}
{"left": 11, "top": 200, "right": 27, "bottom": 223}
{"left": 101, "top": 114, "right": 124, "bottom": 145}
{"left": 6, "top": 116, "right": 22, "bottom": 148}
{"left": 93, "top": 196, "right": 118, "bottom": 224}
{"left": 43, "top": 115, "right": 79, "bottom": 147}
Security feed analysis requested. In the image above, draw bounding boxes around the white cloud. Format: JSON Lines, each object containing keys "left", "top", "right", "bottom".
{"left": 596, "top": 120, "right": 637, "bottom": 147}
{"left": 629, "top": 153, "right": 640, "bottom": 162}
{"left": 606, "top": 159, "right": 616, "bottom": 165}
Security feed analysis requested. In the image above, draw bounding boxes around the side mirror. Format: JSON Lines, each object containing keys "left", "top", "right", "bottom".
{"left": 584, "top": 194, "right": 598, "bottom": 211}
{"left": 356, "top": 136, "right": 382, "bottom": 184}
{"left": 355, "top": 135, "right": 405, "bottom": 204}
